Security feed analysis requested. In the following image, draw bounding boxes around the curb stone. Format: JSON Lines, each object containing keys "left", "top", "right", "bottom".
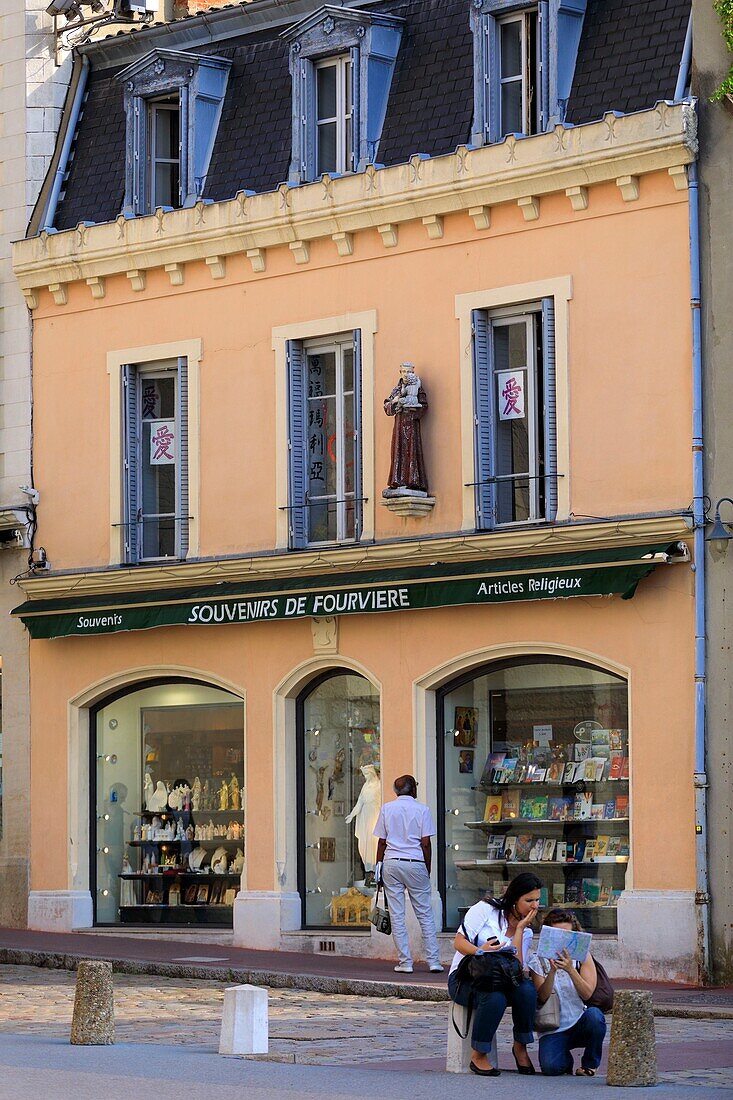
{"left": 0, "top": 947, "right": 730, "bottom": 1020}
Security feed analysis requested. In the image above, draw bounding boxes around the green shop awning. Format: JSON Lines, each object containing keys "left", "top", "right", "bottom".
{"left": 11, "top": 542, "right": 684, "bottom": 640}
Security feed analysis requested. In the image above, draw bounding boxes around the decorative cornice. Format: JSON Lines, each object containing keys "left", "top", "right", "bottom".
{"left": 16, "top": 515, "right": 691, "bottom": 604}
{"left": 12, "top": 102, "right": 696, "bottom": 304}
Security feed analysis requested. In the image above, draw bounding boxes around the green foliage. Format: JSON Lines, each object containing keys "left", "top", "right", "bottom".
{"left": 712, "top": 0, "right": 733, "bottom": 100}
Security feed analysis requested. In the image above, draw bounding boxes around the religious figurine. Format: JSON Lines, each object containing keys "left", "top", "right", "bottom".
{"left": 211, "top": 846, "right": 228, "bottom": 875}
{"left": 344, "top": 764, "right": 381, "bottom": 873}
{"left": 382, "top": 362, "right": 429, "bottom": 497}
{"left": 230, "top": 848, "right": 244, "bottom": 875}
{"left": 167, "top": 787, "right": 183, "bottom": 811}
{"left": 148, "top": 780, "right": 169, "bottom": 813}
{"left": 229, "top": 773, "right": 241, "bottom": 810}
{"left": 191, "top": 776, "right": 202, "bottom": 811}
{"left": 143, "top": 772, "right": 155, "bottom": 810}
{"left": 120, "top": 856, "right": 136, "bottom": 906}
{"left": 219, "top": 780, "right": 229, "bottom": 811}
{"left": 185, "top": 824, "right": 195, "bottom": 841}
{"left": 203, "top": 779, "right": 213, "bottom": 811}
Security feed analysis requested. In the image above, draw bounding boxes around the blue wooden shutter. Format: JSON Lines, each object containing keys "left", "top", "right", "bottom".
{"left": 122, "top": 363, "right": 139, "bottom": 563}
{"left": 177, "top": 356, "right": 189, "bottom": 559}
{"left": 537, "top": 1, "right": 550, "bottom": 131}
{"left": 472, "top": 309, "right": 495, "bottom": 529}
{"left": 353, "top": 329, "right": 363, "bottom": 539}
{"left": 485, "top": 16, "right": 498, "bottom": 143}
{"left": 350, "top": 47, "right": 360, "bottom": 170}
{"left": 287, "top": 339, "right": 307, "bottom": 548}
{"left": 541, "top": 298, "right": 557, "bottom": 521}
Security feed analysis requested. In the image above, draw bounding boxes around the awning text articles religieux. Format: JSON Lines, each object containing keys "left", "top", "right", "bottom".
{"left": 11, "top": 542, "right": 683, "bottom": 640}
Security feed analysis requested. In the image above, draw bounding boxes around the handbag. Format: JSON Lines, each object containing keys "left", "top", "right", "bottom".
{"left": 370, "top": 883, "right": 391, "bottom": 936}
{"left": 534, "top": 962, "right": 561, "bottom": 1032}
{"left": 585, "top": 956, "right": 614, "bottom": 1013}
{"left": 468, "top": 948, "right": 523, "bottom": 994}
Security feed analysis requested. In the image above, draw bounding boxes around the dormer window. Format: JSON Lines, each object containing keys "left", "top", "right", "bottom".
{"left": 116, "top": 48, "right": 231, "bottom": 216}
{"left": 316, "top": 55, "right": 354, "bottom": 175}
{"left": 470, "top": 0, "right": 587, "bottom": 146}
{"left": 498, "top": 10, "right": 539, "bottom": 138}
{"left": 149, "top": 95, "right": 181, "bottom": 209}
{"left": 283, "top": 6, "right": 403, "bottom": 184}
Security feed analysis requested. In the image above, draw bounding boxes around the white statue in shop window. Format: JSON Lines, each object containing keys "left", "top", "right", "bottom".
{"left": 211, "top": 846, "right": 228, "bottom": 874}
{"left": 144, "top": 772, "right": 155, "bottom": 810}
{"left": 120, "top": 856, "right": 136, "bottom": 906}
{"left": 148, "top": 780, "right": 169, "bottom": 813}
{"left": 191, "top": 777, "right": 202, "bottom": 811}
{"left": 230, "top": 848, "right": 244, "bottom": 875}
{"left": 344, "top": 764, "right": 381, "bottom": 873}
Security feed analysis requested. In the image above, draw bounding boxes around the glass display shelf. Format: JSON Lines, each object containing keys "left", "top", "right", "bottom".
{"left": 455, "top": 858, "right": 629, "bottom": 869}
{"left": 464, "top": 819, "right": 630, "bottom": 829}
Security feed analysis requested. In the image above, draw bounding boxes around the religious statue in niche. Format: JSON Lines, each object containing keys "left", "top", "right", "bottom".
{"left": 382, "top": 363, "right": 429, "bottom": 497}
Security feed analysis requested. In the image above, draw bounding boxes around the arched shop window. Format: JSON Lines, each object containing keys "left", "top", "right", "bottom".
{"left": 93, "top": 679, "right": 244, "bottom": 926}
{"left": 438, "top": 658, "right": 629, "bottom": 934}
{"left": 296, "top": 670, "right": 381, "bottom": 929}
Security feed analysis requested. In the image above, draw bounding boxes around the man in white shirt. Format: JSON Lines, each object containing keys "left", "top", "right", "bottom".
{"left": 373, "top": 774, "right": 444, "bottom": 974}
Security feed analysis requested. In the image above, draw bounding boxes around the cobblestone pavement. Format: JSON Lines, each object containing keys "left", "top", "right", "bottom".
{"left": 0, "top": 965, "right": 731, "bottom": 1090}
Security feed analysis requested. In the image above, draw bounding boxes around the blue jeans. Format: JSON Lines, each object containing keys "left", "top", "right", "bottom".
{"left": 538, "top": 1007, "right": 607, "bottom": 1075}
{"left": 449, "top": 971, "right": 536, "bottom": 1053}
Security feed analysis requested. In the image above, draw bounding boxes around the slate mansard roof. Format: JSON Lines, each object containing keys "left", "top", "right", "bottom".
{"left": 52, "top": 0, "right": 690, "bottom": 233}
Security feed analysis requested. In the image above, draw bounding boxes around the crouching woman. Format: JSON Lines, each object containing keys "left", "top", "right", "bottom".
{"left": 529, "top": 908, "right": 607, "bottom": 1077}
{"left": 448, "top": 873, "right": 541, "bottom": 1077}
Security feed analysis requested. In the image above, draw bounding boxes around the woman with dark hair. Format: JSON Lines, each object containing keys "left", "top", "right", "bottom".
{"left": 448, "top": 872, "right": 542, "bottom": 1076}
{"left": 528, "top": 908, "right": 606, "bottom": 1077}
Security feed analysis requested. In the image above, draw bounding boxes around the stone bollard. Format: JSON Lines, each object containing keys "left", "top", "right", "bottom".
{"left": 607, "top": 990, "right": 657, "bottom": 1087}
{"left": 70, "top": 960, "right": 114, "bottom": 1046}
{"left": 446, "top": 1002, "right": 497, "bottom": 1073}
{"left": 219, "top": 984, "right": 269, "bottom": 1055}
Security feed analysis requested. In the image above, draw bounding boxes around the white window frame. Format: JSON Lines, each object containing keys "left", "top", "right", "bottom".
{"left": 497, "top": 9, "right": 539, "bottom": 139}
{"left": 148, "top": 95, "right": 182, "bottom": 210}
{"left": 315, "top": 54, "right": 353, "bottom": 176}
{"left": 304, "top": 333, "right": 357, "bottom": 545}
{"left": 490, "top": 307, "right": 541, "bottom": 526}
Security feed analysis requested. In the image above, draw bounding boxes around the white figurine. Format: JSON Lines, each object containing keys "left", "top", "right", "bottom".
{"left": 344, "top": 764, "right": 381, "bottom": 872}
{"left": 120, "top": 856, "right": 136, "bottom": 906}
{"left": 211, "top": 846, "right": 228, "bottom": 874}
{"left": 176, "top": 818, "right": 185, "bottom": 840}
{"left": 191, "top": 777, "right": 202, "bottom": 811}
{"left": 168, "top": 787, "right": 183, "bottom": 811}
{"left": 188, "top": 847, "right": 207, "bottom": 871}
{"left": 143, "top": 772, "right": 155, "bottom": 810}
{"left": 148, "top": 780, "right": 169, "bottom": 813}
{"left": 230, "top": 848, "right": 244, "bottom": 875}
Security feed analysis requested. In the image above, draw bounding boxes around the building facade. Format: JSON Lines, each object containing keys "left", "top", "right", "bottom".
{"left": 694, "top": 0, "right": 733, "bottom": 985}
{"left": 0, "top": 0, "right": 73, "bottom": 926}
{"left": 12, "top": 0, "right": 703, "bottom": 980}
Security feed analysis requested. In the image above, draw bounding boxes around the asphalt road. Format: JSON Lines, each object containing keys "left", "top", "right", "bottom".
{"left": 0, "top": 1034, "right": 730, "bottom": 1100}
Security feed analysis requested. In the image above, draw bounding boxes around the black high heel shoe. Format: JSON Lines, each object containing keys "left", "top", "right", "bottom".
{"left": 470, "top": 1061, "right": 501, "bottom": 1077}
{"left": 512, "top": 1048, "right": 536, "bottom": 1075}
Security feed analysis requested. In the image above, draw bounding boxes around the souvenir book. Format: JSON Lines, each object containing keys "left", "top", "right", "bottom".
{"left": 584, "top": 758, "right": 599, "bottom": 782}
{"left": 529, "top": 838, "right": 544, "bottom": 862}
{"left": 615, "top": 795, "right": 629, "bottom": 818}
{"left": 571, "top": 840, "right": 587, "bottom": 863}
{"left": 552, "top": 882, "right": 566, "bottom": 904}
{"left": 609, "top": 730, "right": 625, "bottom": 751}
{"left": 617, "top": 837, "right": 630, "bottom": 858}
{"left": 555, "top": 841, "right": 568, "bottom": 862}
{"left": 542, "top": 838, "right": 556, "bottom": 861}
{"left": 620, "top": 756, "right": 630, "bottom": 779}
{"left": 533, "top": 746, "right": 552, "bottom": 770}
{"left": 500, "top": 759, "right": 519, "bottom": 783}
{"left": 591, "top": 729, "right": 611, "bottom": 758}
{"left": 519, "top": 796, "right": 534, "bottom": 819}
{"left": 565, "top": 879, "right": 583, "bottom": 904}
{"left": 608, "top": 752, "right": 624, "bottom": 780}
{"left": 583, "top": 839, "right": 596, "bottom": 861}
{"left": 531, "top": 768, "right": 548, "bottom": 783}
{"left": 574, "top": 791, "right": 593, "bottom": 820}
{"left": 547, "top": 760, "right": 564, "bottom": 784}
{"left": 503, "top": 836, "right": 518, "bottom": 860}
{"left": 593, "top": 835, "right": 610, "bottom": 858}
{"left": 529, "top": 795, "right": 549, "bottom": 819}
{"left": 484, "top": 795, "right": 503, "bottom": 823}
{"left": 594, "top": 758, "right": 606, "bottom": 782}
{"left": 606, "top": 836, "right": 622, "bottom": 858}
{"left": 604, "top": 799, "right": 616, "bottom": 818}
{"left": 598, "top": 883, "right": 612, "bottom": 905}
{"left": 502, "top": 789, "right": 521, "bottom": 819}
{"left": 610, "top": 889, "right": 622, "bottom": 906}
{"left": 582, "top": 878, "right": 602, "bottom": 905}
{"left": 548, "top": 796, "right": 572, "bottom": 821}
{"left": 486, "top": 834, "right": 505, "bottom": 860}
{"left": 537, "top": 925, "right": 592, "bottom": 963}
{"left": 479, "top": 752, "right": 505, "bottom": 788}
{"left": 590, "top": 803, "right": 605, "bottom": 820}
{"left": 514, "top": 834, "right": 533, "bottom": 861}
{"left": 574, "top": 743, "right": 591, "bottom": 762}
{"left": 539, "top": 886, "right": 549, "bottom": 907}
{"left": 562, "top": 761, "right": 577, "bottom": 783}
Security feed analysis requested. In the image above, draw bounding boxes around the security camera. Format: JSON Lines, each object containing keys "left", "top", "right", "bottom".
{"left": 46, "top": 0, "right": 83, "bottom": 17}
{"left": 19, "top": 486, "right": 40, "bottom": 506}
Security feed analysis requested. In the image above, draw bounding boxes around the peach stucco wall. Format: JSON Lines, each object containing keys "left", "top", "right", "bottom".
{"left": 30, "top": 171, "right": 692, "bottom": 569}
{"left": 25, "top": 167, "right": 696, "bottom": 902}
{"left": 29, "top": 562, "right": 695, "bottom": 894}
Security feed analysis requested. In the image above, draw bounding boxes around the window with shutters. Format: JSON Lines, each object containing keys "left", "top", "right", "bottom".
{"left": 287, "top": 332, "right": 362, "bottom": 547}
{"left": 123, "top": 359, "right": 189, "bottom": 563}
{"left": 469, "top": 0, "right": 588, "bottom": 146}
{"left": 116, "top": 49, "right": 231, "bottom": 217}
{"left": 472, "top": 301, "right": 557, "bottom": 528}
{"left": 283, "top": 7, "right": 403, "bottom": 184}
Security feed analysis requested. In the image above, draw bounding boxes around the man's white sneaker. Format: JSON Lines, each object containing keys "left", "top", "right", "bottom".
{"left": 429, "top": 964, "right": 445, "bottom": 973}
{"left": 394, "top": 963, "right": 414, "bottom": 973}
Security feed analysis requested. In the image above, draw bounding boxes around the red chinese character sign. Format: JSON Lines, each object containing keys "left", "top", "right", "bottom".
{"left": 149, "top": 419, "right": 176, "bottom": 465}
{"left": 497, "top": 370, "right": 526, "bottom": 420}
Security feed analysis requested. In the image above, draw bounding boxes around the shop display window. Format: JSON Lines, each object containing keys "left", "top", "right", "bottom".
{"left": 93, "top": 681, "right": 244, "bottom": 925}
{"left": 439, "top": 659, "right": 629, "bottom": 933}
{"left": 297, "top": 671, "right": 380, "bottom": 928}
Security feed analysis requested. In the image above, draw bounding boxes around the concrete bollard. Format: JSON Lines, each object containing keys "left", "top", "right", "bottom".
{"left": 70, "top": 959, "right": 114, "bottom": 1046}
{"left": 446, "top": 1002, "right": 497, "bottom": 1073}
{"left": 219, "top": 984, "right": 269, "bottom": 1055}
{"left": 607, "top": 990, "right": 657, "bottom": 1087}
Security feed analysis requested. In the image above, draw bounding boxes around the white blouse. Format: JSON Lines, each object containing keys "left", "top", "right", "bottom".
{"left": 449, "top": 899, "right": 533, "bottom": 975}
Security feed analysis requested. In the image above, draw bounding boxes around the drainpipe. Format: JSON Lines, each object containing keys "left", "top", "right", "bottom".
{"left": 43, "top": 54, "right": 89, "bottom": 231}
{"left": 689, "top": 157, "right": 712, "bottom": 985}
{"left": 675, "top": 14, "right": 693, "bottom": 100}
